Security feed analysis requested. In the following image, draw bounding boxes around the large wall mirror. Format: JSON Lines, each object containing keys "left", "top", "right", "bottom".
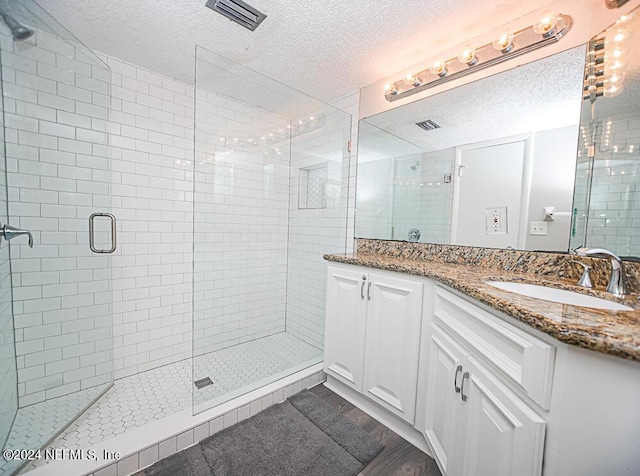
{"left": 356, "top": 6, "right": 640, "bottom": 260}
{"left": 355, "top": 46, "right": 586, "bottom": 252}
{"left": 570, "top": 8, "right": 640, "bottom": 259}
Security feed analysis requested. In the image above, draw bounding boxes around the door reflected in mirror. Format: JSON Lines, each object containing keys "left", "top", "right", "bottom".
{"left": 355, "top": 46, "right": 586, "bottom": 252}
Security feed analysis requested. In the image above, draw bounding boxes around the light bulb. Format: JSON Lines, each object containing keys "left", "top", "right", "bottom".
{"left": 616, "top": 14, "right": 632, "bottom": 25}
{"left": 607, "top": 58, "right": 625, "bottom": 71}
{"left": 606, "top": 21, "right": 633, "bottom": 51}
{"left": 603, "top": 81, "right": 623, "bottom": 97}
{"left": 602, "top": 80, "right": 623, "bottom": 98}
{"left": 405, "top": 73, "right": 421, "bottom": 87}
{"left": 533, "top": 15, "right": 559, "bottom": 37}
{"left": 429, "top": 60, "right": 448, "bottom": 77}
{"left": 458, "top": 46, "right": 478, "bottom": 66}
{"left": 608, "top": 71, "right": 624, "bottom": 84}
{"left": 384, "top": 83, "right": 399, "bottom": 95}
{"left": 492, "top": 32, "right": 514, "bottom": 53}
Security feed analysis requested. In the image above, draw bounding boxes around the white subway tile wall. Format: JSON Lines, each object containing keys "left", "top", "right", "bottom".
{"left": 3, "top": 30, "right": 114, "bottom": 406}
{"left": 355, "top": 158, "right": 394, "bottom": 239}
{"left": 105, "top": 54, "right": 195, "bottom": 381}
{"left": 3, "top": 28, "right": 360, "bottom": 417}
{"left": 192, "top": 87, "right": 290, "bottom": 356}
{"left": 286, "top": 103, "right": 352, "bottom": 349}
{"left": 0, "top": 40, "right": 18, "bottom": 447}
{"left": 354, "top": 146, "right": 455, "bottom": 243}
{"left": 418, "top": 148, "right": 455, "bottom": 244}
{"left": 572, "top": 116, "right": 640, "bottom": 256}
{"left": 391, "top": 154, "right": 423, "bottom": 241}
{"left": 193, "top": 78, "right": 354, "bottom": 362}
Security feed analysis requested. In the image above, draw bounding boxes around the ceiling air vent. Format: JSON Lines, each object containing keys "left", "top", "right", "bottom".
{"left": 206, "top": 0, "right": 267, "bottom": 31}
{"left": 415, "top": 119, "right": 440, "bottom": 131}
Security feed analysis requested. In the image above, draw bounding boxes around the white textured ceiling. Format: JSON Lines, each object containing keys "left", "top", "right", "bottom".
{"left": 34, "top": 0, "right": 554, "bottom": 102}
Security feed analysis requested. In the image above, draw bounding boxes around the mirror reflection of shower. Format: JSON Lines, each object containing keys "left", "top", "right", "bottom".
{"left": 0, "top": 2, "right": 34, "bottom": 40}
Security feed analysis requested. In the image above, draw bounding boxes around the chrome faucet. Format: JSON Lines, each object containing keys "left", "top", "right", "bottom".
{"left": 573, "top": 247, "right": 627, "bottom": 297}
{"left": 1, "top": 224, "right": 33, "bottom": 248}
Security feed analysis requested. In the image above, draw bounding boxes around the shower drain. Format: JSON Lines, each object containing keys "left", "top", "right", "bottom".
{"left": 194, "top": 377, "right": 214, "bottom": 389}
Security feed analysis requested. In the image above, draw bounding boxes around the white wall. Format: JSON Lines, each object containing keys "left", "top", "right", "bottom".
{"left": 524, "top": 126, "right": 579, "bottom": 252}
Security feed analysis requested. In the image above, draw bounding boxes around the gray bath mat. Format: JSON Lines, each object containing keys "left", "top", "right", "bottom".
{"left": 145, "top": 389, "right": 383, "bottom": 476}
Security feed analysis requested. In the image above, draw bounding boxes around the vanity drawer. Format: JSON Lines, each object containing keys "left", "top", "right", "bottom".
{"left": 433, "top": 286, "right": 555, "bottom": 410}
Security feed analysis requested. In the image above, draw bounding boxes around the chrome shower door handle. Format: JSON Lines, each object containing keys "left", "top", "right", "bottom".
{"left": 89, "top": 213, "right": 117, "bottom": 254}
{"left": 2, "top": 224, "right": 33, "bottom": 247}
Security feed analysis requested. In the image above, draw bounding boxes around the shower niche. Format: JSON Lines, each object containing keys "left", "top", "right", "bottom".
{"left": 299, "top": 163, "right": 328, "bottom": 210}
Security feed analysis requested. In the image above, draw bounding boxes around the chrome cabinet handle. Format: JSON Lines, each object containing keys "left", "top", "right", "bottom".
{"left": 360, "top": 275, "right": 366, "bottom": 300}
{"left": 367, "top": 281, "right": 372, "bottom": 301}
{"left": 2, "top": 224, "right": 33, "bottom": 248}
{"left": 454, "top": 365, "right": 463, "bottom": 393}
{"left": 89, "top": 213, "right": 117, "bottom": 253}
{"left": 461, "top": 372, "right": 470, "bottom": 402}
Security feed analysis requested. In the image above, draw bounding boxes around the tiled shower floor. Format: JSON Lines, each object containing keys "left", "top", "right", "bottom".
{"left": 5, "top": 332, "right": 321, "bottom": 475}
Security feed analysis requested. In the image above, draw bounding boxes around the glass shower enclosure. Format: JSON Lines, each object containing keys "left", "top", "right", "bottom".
{"left": 192, "top": 46, "right": 352, "bottom": 413}
{"left": 0, "top": 1, "right": 114, "bottom": 474}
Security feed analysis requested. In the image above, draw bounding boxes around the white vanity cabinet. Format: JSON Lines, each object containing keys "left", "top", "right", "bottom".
{"left": 423, "top": 286, "right": 549, "bottom": 476}
{"left": 324, "top": 261, "right": 640, "bottom": 476}
{"left": 324, "top": 263, "right": 423, "bottom": 423}
{"left": 426, "top": 323, "right": 546, "bottom": 476}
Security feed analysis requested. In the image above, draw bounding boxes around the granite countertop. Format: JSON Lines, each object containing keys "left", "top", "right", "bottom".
{"left": 324, "top": 252, "right": 640, "bottom": 361}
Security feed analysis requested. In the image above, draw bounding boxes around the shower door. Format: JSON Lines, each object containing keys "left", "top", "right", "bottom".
{"left": 0, "top": 1, "right": 114, "bottom": 473}
{"left": 192, "top": 45, "right": 352, "bottom": 415}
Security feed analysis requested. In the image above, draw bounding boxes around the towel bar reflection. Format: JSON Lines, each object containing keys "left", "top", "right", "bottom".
{"left": 89, "top": 213, "right": 117, "bottom": 253}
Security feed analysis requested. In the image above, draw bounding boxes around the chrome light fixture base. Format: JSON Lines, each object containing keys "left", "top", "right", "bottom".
{"left": 385, "top": 14, "right": 573, "bottom": 102}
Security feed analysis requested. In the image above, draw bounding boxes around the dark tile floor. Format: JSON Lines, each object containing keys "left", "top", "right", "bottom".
{"left": 309, "top": 385, "right": 442, "bottom": 476}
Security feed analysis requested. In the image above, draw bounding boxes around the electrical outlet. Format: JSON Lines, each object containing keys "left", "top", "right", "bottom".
{"left": 530, "top": 222, "right": 547, "bottom": 235}
{"left": 486, "top": 207, "right": 507, "bottom": 234}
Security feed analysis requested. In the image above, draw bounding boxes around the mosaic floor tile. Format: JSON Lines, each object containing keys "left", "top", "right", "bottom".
{"left": 8, "top": 332, "right": 320, "bottom": 475}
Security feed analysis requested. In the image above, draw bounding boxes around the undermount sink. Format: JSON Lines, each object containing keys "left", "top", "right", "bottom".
{"left": 485, "top": 281, "right": 633, "bottom": 311}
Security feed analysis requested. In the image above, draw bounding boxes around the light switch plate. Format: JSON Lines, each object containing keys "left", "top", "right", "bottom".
{"left": 530, "top": 222, "right": 548, "bottom": 235}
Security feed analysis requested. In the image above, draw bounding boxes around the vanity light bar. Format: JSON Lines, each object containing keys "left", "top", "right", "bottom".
{"left": 384, "top": 14, "right": 573, "bottom": 102}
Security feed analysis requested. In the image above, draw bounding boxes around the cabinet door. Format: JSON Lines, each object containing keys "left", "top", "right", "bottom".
{"left": 324, "top": 266, "right": 367, "bottom": 391}
{"left": 459, "top": 357, "right": 546, "bottom": 476}
{"left": 363, "top": 272, "right": 423, "bottom": 423}
{"left": 423, "top": 324, "right": 466, "bottom": 476}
